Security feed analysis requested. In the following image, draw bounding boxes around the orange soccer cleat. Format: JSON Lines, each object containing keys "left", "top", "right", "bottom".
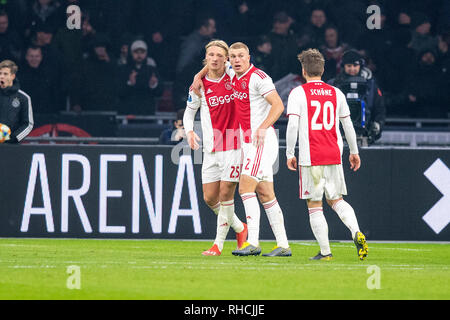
{"left": 202, "top": 244, "right": 221, "bottom": 256}
{"left": 236, "top": 223, "right": 248, "bottom": 249}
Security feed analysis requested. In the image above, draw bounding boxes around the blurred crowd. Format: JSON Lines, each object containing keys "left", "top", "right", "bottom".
{"left": 0, "top": 0, "right": 449, "bottom": 119}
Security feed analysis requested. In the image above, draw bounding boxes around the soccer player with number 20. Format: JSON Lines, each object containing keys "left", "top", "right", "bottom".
{"left": 286, "top": 49, "right": 368, "bottom": 261}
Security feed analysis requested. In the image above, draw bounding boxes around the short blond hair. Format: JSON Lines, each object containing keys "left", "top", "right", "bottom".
{"left": 0, "top": 60, "right": 18, "bottom": 74}
{"left": 205, "top": 39, "right": 229, "bottom": 56}
{"left": 229, "top": 42, "right": 249, "bottom": 53}
{"left": 297, "top": 48, "right": 325, "bottom": 77}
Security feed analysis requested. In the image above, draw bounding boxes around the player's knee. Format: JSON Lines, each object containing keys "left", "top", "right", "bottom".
{"left": 255, "top": 186, "right": 274, "bottom": 203}
{"left": 219, "top": 183, "right": 236, "bottom": 202}
{"left": 327, "top": 197, "right": 343, "bottom": 210}
{"left": 203, "top": 194, "right": 218, "bottom": 208}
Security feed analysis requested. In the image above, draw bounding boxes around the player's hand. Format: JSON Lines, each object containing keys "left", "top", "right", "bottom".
{"left": 349, "top": 154, "right": 361, "bottom": 172}
{"left": 191, "top": 74, "right": 204, "bottom": 97}
{"left": 187, "top": 131, "right": 201, "bottom": 150}
{"left": 287, "top": 157, "right": 297, "bottom": 171}
{"left": 253, "top": 127, "right": 266, "bottom": 148}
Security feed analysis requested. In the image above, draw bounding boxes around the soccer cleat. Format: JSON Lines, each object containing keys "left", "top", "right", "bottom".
{"left": 236, "top": 223, "right": 248, "bottom": 249}
{"left": 231, "top": 242, "right": 261, "bottom": 256}
{"left": 262, "top": 246, "right": 292, "bottom": 257}
{"left": 309, "top": 252, "right": 333, "bottom": 261}
{"left": 354, "top": 231, "right": 369, "bottom": 260}
{"left": 202, "top": 244, "right": 221, "bottom": 256}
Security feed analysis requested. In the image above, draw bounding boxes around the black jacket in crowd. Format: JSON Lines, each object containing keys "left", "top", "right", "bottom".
{"left": 0, "top": 80, "right": 34, "bottom": 143}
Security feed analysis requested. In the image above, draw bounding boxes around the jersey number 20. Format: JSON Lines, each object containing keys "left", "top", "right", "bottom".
{"left": 311, "top": 100, "right": 335, "bottom": 131}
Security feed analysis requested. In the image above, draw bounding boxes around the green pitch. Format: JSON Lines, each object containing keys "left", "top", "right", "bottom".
{"left": 0, "top": 239, "right": 449, "bottom": 300}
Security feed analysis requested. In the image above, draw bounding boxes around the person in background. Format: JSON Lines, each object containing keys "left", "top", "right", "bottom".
{"left": 0, "top": 10, "right": 23, "bottom": 62}
{"left": 252, "top": 35, "right": 274, "bottom": 76}
{"left": 328, "top": 50, "right": 385, "bottom": 145}
{"left": 118, "top": 39, "right": 162, "bottom": 115}
{"left": 18, "top": 45, "right": 59, "bottom": 114}
{"left": 0, "top": 59, "right": 33, "bottom": 144}
{"left": 320, "top": 25, "right": 349, "bottom": 81}
{"left": 159, "top": 108, "right": 186, "bottom": 145}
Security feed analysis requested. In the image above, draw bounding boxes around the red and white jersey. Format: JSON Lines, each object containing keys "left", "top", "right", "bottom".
{"left": 286, "top": 80, "right": 351, "bottom": 166}
{"left": 186, "top": 73, "right": 240, "bottom": 153}
{"left": 228, "top": 65, "right": 277, "bottom": 143}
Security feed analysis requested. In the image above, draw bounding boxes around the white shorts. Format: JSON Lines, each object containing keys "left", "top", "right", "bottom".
{"left": 299, "top": 164, "right": 347, "bottom": 201}
{"left": 201, "top": 149, "right": 242, "bottom": 184}
{"left": 241, "top": 127, "right": 278, "bottom": 182}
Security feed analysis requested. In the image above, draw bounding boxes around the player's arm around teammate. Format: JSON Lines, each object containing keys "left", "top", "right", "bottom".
{"left": 226, "top": 43, "right": 290, "bottom": 256}
{"left": 183, "top": 40, "right": 247, "bottom": 256}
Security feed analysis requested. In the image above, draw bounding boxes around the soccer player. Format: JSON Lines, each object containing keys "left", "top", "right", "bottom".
{"left": 193, "top": 42, "right": 291, "bottom": 257}
{"left": 285, "top": 49, "right": 368, "bottom": 261}
{"left": 183, "top": 40, "right": 247, "bottom": 256}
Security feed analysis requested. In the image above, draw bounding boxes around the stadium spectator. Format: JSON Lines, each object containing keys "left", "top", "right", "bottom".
{"left": 0, "top": 0, "right": 29, "bottom": 36}
{"left": 252, "top": 35, "right": 274, "bottom": 76}
{"left": 18, "top": 45, "right": 59, "bottom": 114}
{"left": 266, "top": 11, "right": 299, "bottom": 81}
{"left": 381, "top": 26, "right": 416, "bottom": 117}
{"left": 201, "top": 0, "right": 251, "bottom": 41}
{"left": 328, "top": 50, "right": 386, "bottom": 145}
{"left": 320, "top": 25, "right": 349, "bottom": 81}
{"left": 70, "top": 33, "right": 120, "bottom": 113}
{"left": 28, "top": 0, "right": 61, "bottom": 34}
{"left": 30, "top": 22, "right": 61, "bottom": 64}
{"left": 297, "top": 8, "right": 328, "bottom": 50}
{"left": 406, "top": 49, "right": 447, "bottom": 118}
{"left": 118, "top": 39, "right": 163, "bottom": 115}
{"left": 52, "top": 4, "right": 83, "bottom": 70}
{"left": 437, "top": 31, "right": 450, "bottom": 116}
{"left": 80, "top": 11, "right": 98, "bottom": 59}
{"left": 173, "top": 15, "right": 217, "bottom": 110}
{"left": 159, "top": 108, "right": 186, "bottom": 145}
{"left": 325, "top": 0, "right": 367, "bottom": 47}
{"left": 0, "top": 59, "right": 33, "bottom": 144}
{"left": 29, "top": 22, "right": 65, "bottom": 108}
{"left": 0, "top": 11, "right": 23, "bottom": 62}
{"left": 355, "top": 6, "right": 392, "bottom": 89}
{"left": 438, "top": 31, "right": 450, "bottom": 79}
{"left": 410, "top": 12, "right": 438, "bottom": 54}
{"left": 116, "top": 33, "right": 133, "bottom": 67}
{"left": 397, "top": 10, "right": 412, "bottom": 27}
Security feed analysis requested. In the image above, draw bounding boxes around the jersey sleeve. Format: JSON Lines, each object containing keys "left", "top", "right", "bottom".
{"left": 225, "top": 61, "right": 235, "bottom": 79}
{"left": 186, "top": 89, "right": 201, "bottom": 111}
{"left": 184, "top": 90, "right": 201, "bottom": 134}
{"left": 336, "top": 88, "right": 351, "bottom": 118}
{"left": 286, "top": 87, "right": 303, "bottom": 117}
{"left": 253, "top": 72, "right": 276, "bottom": 97}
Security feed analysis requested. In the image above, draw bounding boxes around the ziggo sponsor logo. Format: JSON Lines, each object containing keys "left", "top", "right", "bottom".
{"left": 208, "top": 92, "right": 248, "bottom": 106}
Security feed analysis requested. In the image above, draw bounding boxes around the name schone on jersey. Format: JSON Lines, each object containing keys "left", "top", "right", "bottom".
{"left": 287, "top": 80, "right": 351, "bottom": 166}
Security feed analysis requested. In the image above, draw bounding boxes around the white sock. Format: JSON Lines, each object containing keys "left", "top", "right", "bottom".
{"left": 332, "top": 200, "right": 360, "bottom": 239}
{"left": 213, "top": 200, "right": 234, "bottom": 251}
{"left": 309, "top": 207, "right": 331, "bottom": 256}
{"left": 209, "top": 202, "right": 244, "bottom": 233}
{"left": 241, "top": 193, "right": 260, "bottom": 247}
{"left": 263, "top": 198, "right": 289, "bottom": 248}
{"left": 209, "top": 203, "right": 220, "bottom": 215}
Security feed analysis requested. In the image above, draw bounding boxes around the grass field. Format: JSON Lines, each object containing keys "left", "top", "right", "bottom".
{"left": 0, "top": 238, "right": 449, "bottom": 300}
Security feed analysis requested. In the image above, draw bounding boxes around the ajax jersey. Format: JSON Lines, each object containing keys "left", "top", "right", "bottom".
{"left": 287, "top": 80, "right": 351, "bottom": 166}
{"left": 186, "top": 73, "right": 240, "bottom": 153}
{"left": 228, "top": 64, "right": 276, "bottom": 143}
